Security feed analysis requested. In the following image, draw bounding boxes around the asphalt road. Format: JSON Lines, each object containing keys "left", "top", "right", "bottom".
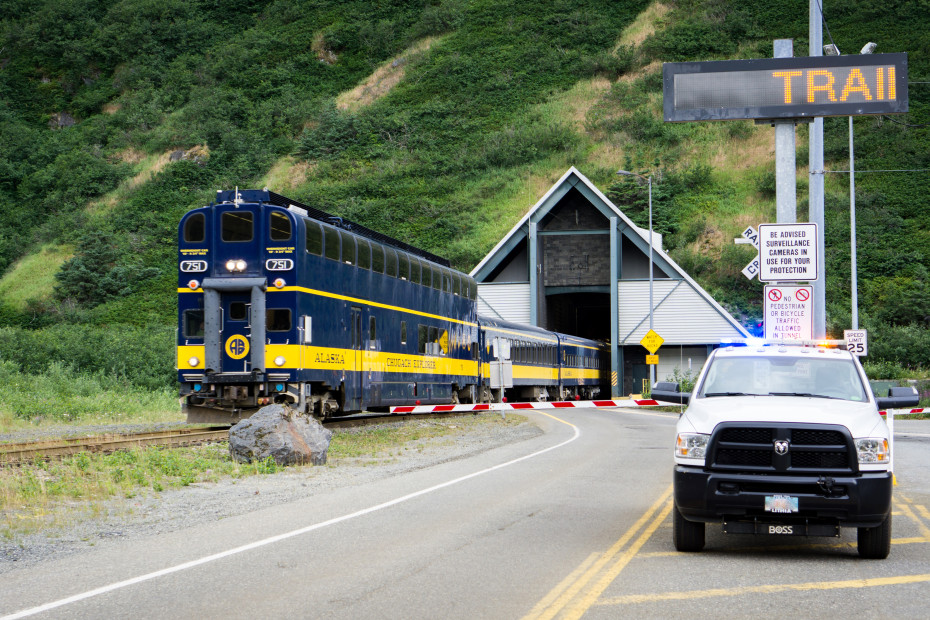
{"left": 2, "top": 409, "right": 928, "bottom": 619}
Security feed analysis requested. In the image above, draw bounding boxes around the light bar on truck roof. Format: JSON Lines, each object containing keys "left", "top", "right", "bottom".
{"left": 719, "top": 338, "right": 848, "bottom": 348}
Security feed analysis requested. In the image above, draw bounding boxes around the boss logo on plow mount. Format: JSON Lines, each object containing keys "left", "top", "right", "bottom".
{"left": 180, "top": 260, "right": 208, "bottom": 272}
{"left": 768, "top": 525, "right": 794, "bottom": 535}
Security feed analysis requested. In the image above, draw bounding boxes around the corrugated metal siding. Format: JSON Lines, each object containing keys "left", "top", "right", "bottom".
{"left": 618, "top": 280, "right": 745, "bottom": 345}
{"left": 654, "top": 346, "right": 709, "bottom": 384}
{"left": 477, "top": 283, "right": 531, "bottom": 324}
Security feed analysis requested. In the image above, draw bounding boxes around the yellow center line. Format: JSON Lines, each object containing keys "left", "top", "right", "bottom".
{"left": 562, "top": 496, "right": 673, "bottom": 620}
{"left": 595, "top": 573, "right": 930, "bottom": 606}
{"left": 521, "top": 484, "right": 672, "bottom": 620}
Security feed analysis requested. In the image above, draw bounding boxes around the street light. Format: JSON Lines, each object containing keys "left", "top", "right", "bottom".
{"left": 823, "top": 41, "right": 876, "bottom": 330}
{"left": 616, "top": 169, "right": 654, "bottom": 390}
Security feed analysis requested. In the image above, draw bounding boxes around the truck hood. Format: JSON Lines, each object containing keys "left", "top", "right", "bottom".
{"left": 682, "top": 395, "right": 887, "bottom": 439}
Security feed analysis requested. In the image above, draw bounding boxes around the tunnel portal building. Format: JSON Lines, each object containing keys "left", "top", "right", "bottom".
{"left": 470, "top": 167, "right": 749, "bottom": 397}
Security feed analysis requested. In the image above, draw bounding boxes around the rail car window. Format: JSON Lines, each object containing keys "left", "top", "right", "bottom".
{"left": 222, "top": 211, "right": 253, "bottom": 242}
{"left": 184, "top": 214, "right": 205, "bottom": 243}
{"left": 385, "top": 248, "right": 397, "bottom": 278}
{"left": 340, "top": 232, "right": 356, "bottom": 265}
{"left": 183, "top": 310, "right": 204, "bottom": 338}
{"left": 270, "top": 211, "right": 291, "bottom": 240}
{"left": 401, "top": 321, "right": 407, "bottom": 345}
{"left": 306, "top": 221, "right": 323, "bottom": 256}
{"left": 266, "top": 308, "right": 291, "bottom": 332}
{"left": 409, "top": 258, "right": 421, "bottom": 285}
{"left": 372, "top": 244, "right": 384, "bottom": 273}
{"left": 357, "top": 239, "right": 371, "bottom": 270}
{"left": 418, "top": 325, "right": 427, "bottom": 353}
{"left": 369, "top": 317, "right": 376, "bottom": 348}
{"left": 323, "top": 227, "right": 340, "bottom": 261}
{"left": 430, "top": 266, "right": 441, "bottom": 290}
{"left": 398, "top": 253, "right": 409, "bottom": 280}
{"left": 229, "top": 302, "right": 248, "bottom": 321}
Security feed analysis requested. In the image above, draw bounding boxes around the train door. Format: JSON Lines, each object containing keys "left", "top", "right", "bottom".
{"left": 220, "top": 293, "right": 252, "bottom": 372}
{"left": 348, "top": 307, "right": 363, "bottom": 411}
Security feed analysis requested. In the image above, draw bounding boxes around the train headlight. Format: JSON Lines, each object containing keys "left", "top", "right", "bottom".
{"left": 225, "top": 259, "right": 247, "bottom": 272}
{"left": 274, "top": 356, "right": 286, "bottom": 367}
{"left": 226, "top": 260, "right": 236, "bottom": 271}
{"left": 236, "top": 259, "right": 247, "bottom": 271}
{"left": 188, "top": 356, "right": 200, "bottom": 368}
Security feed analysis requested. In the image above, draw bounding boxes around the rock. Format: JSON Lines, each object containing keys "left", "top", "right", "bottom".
{"left": 229, "top": 404, "right": 332, "bottom": 466}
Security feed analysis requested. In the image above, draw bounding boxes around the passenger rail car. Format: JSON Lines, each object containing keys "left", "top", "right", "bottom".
{"left": 178, "top": 189, "right": 480, "bottom": 423}
{"left": 177, "top": 189, "right": 608, "bottom": 423}
{"left": 477, "top": 318, "right": 608, "bottom": 402}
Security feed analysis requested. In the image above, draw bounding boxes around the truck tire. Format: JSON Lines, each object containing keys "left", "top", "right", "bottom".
{"left": 673, "top": 504, "right": 705, "bottom": 552}
{"left": 857, "top": 513, "right": 891, "bottom": 559}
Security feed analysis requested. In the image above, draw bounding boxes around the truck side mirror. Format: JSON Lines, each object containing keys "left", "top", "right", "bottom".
{"left": 876, "top": 386, "right": 919, "bottom": 410}
{"left": 652, "top": 381, "right": 691, "bottom": 405}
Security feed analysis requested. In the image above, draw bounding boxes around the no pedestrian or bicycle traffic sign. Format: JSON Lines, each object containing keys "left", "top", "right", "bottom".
{"left": 764, "top": 285, "right": 813, "bottom": 341}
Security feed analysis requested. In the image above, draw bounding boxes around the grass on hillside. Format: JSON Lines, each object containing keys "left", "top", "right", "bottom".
{"left": 0, "top": 413, "right": 527, "bottom": 540}
{"left": 0, "top": 245, "right": 73, "bottom": 311}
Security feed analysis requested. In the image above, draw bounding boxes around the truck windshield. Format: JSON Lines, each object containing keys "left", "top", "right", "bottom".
{"left": 699, "top": 356, "right": 867, "bottom": 402}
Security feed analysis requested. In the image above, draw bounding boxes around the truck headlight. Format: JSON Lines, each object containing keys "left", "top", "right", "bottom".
{"left": 676, "top": 433, "right": 709, "bottom": 460}
{"left": 855, "top": 438, "right": 890, "bottom": 464}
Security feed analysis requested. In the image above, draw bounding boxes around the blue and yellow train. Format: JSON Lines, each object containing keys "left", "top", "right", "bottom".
{"left": 178, "top": 189, "right": 607, "bottom": 423}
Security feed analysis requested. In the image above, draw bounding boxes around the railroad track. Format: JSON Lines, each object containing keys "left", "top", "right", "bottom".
{"left": 0, "top": 411, "right": 482, "bottom": 465}
{"left": 0, "top": 426, "right": 232, "bottom": 466}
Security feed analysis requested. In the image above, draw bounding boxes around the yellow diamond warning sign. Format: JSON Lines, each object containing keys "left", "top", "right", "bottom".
{"left": 640, "top": 329, "right": 664, "bottom": 354}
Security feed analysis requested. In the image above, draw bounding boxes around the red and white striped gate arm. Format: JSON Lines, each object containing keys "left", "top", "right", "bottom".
{"left": 390, "top": 399, "right": 676, "bottom": 414}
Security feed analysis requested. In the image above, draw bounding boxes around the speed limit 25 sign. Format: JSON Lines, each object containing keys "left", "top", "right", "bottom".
{"left": 844, "top": 329, "right": 867, "bottom": 356}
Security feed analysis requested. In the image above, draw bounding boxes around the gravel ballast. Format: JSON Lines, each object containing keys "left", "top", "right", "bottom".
{"left": 1, "top": 415, "right": 542, "bottom": 574}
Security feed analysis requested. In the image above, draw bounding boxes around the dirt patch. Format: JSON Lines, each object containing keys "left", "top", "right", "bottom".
{"left": 336, "top": 37, "right": 441, "bottom": 112}
{"left": 616, "top": 2, "right": 671, "bottom": 49}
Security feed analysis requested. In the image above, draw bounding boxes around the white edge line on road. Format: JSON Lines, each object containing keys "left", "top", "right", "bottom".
{"left": 2, "top": 413, "right": 580, "bottom": 620}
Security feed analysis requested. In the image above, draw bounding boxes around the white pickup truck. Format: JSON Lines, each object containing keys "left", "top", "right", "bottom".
{"left": 654, "top": 343, "right": 920, "bottom": 559}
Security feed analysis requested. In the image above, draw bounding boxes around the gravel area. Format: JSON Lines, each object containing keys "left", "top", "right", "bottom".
{"left": 0, "top": 415, "right": 542, "bottom": 574}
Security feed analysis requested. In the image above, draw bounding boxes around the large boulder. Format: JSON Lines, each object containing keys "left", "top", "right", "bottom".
{"left": 229, "top": 404, "right": 332, "bottom": 466}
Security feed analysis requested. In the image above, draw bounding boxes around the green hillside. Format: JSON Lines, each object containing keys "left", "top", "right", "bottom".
{"left": 0, "top": 0, "right": 927, "bottom": 422}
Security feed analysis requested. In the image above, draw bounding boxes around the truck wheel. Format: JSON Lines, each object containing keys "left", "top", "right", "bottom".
{"left": 857, "top": 513, "right": 891, "bottom": 559}
{"left": 673, "top": 504, "right": 705, "bottom": 552}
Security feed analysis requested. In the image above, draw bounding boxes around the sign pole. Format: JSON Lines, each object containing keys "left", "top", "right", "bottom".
{"left": 809, "top": 3, "right": 827, "bottom": 339}
{"left": 774, "top": 39, "right": 797, "bottom": 225}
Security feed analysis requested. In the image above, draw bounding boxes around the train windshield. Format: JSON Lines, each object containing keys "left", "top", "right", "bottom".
{"left": 222, "top": 211, "right": 253, "bottom": 242}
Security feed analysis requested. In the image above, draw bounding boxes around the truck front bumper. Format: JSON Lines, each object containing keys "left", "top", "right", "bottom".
{"left": 674, "top": 465, "right": 892, "bottom": 529}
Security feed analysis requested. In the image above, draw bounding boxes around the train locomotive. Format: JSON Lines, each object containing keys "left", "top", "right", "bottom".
{"left": 178, "top": 189, "right": 608, "bottom": 423}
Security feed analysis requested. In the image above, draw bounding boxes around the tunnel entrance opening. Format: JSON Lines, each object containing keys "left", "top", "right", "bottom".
{"left": 545, "top": 293, "right": 610, "bottom": 341}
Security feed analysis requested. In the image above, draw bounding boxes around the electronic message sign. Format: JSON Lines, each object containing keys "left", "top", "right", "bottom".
{"left": 664, "top": 53, "right": 907, "bottom": 122}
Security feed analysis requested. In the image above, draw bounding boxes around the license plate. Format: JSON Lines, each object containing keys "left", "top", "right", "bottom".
{"left": 765, "top": 495, "right": 799, "bottom": 513}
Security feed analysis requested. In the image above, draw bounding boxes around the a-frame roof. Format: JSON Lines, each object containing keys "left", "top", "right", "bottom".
{"left": 470, "top": 166, "right": 749, "bottom": 338}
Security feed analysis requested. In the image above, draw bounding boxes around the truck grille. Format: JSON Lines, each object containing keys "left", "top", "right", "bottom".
{"left": 709, "top": 423, "right": 856, "bottom": 474}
